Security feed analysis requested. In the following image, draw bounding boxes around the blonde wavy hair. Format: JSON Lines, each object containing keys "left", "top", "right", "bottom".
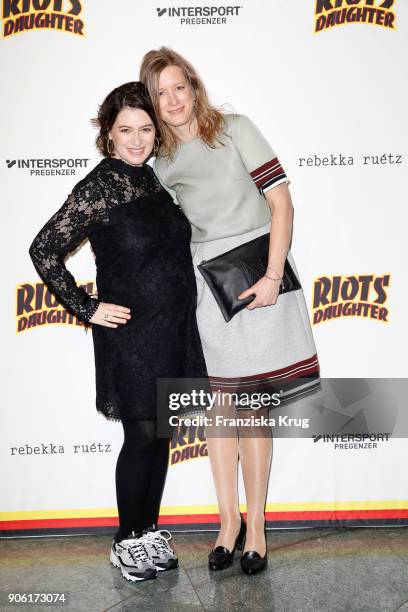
{"left": 139, "top": 47, "right": 224, "bottom": 159}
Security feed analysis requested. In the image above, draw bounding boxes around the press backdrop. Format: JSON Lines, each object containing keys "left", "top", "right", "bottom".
{"left": 1, "top": 0, "right": 407, "bottom": 535}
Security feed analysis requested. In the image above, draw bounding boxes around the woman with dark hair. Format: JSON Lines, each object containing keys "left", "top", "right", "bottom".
{"left": 140, "top": 49, "right": 320, "bottom": 575}
{"left": 29, "top": 81, "right": 207, "bottom": 582}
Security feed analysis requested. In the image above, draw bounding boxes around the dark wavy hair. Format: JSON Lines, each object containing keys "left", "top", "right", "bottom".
{"left": 92, "top": 81, "right": 158, "bottom": 157}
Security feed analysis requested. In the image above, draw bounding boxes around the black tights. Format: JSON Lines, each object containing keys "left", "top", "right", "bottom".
{"left": 115, "top": 419, "right": 170, "bottom": 541}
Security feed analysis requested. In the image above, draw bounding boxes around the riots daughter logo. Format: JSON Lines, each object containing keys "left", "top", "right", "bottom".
{"left": 16, "top": 281, "right": 95, "bottom": 333}
{"left": 170, "top": 424, "right": 207, "bottom": 466}
{"left": 314, "top": 0, "right": 396, "bottom": 33}
{"left": 312, "top": 274, "right": 391, "bottom": 325}
{"left": 2, "top": 0, "right": 85, "bottom": 38}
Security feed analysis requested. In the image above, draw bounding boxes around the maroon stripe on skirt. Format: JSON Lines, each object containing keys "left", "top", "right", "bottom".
{"left": 209, "top": 354, "right": 319, "bottom": 385}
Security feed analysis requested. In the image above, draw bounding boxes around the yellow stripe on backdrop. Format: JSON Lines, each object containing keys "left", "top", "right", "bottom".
{"left": 1, "top": 500, "right": 408, "bottom": 521}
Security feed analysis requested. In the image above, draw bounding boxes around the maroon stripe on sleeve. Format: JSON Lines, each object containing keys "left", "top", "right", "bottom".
{"left": 250, "top": 157, "right": 286, "bottom": 189}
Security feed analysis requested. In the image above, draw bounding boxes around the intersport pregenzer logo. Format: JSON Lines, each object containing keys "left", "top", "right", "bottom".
{"left": 6, "top": 157, "right": 90, "bottom": 176}
{"left": 312, "top": 274, "right": 391, "bottom": 325}
{"left": 314, "top": 0, "right": 396, "bottom": 33}
{"left": 312, "top": 433, "right": 391, "bottom": 450}
{"left": 156, "top": 5, "right": 242, "bottom": 25}
{"left": 16, "top": 281, "right": 95, "bottom": 333}
{"left": 2, "top": 0, "right": 85, "bottom": 38}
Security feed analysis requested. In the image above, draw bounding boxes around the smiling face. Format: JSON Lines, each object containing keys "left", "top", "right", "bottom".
{"left": 109, "top": 107, "right": 155, "bottom": 166}
{"left": 157, "top": 65, "right": 196, "bottom": 135}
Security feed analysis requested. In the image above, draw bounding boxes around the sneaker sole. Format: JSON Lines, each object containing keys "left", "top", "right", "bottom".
{"left": 155, "top": 558, "right": 179, "bottom": 571}
{"left": 110, "top": 549, "right": 157, "bottom": 582}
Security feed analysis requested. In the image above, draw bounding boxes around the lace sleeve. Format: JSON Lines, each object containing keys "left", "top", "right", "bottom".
{"left": 29, "top": 177, "right": 108, "bottom": 323}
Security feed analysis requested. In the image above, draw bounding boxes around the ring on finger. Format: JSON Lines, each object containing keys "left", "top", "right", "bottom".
{"left": 104, "top": 314, "right": 109, "bottom": 320}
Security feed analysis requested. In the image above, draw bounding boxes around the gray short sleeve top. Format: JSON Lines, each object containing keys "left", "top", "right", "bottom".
{"left": 154, "top": 114, "right": 289, "bottom": 242}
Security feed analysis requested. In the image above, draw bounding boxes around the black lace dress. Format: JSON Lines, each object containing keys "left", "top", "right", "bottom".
{"left": 29, "top": 157, "right": 207, "bottom": 421}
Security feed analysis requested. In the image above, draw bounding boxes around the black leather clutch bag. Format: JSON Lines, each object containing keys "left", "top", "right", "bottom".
{"left": 197, "top": 233, "right": 301, "bottom": 322}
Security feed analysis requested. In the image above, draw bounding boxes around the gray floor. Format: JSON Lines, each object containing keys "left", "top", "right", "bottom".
{"left": 1, "top": 528, "right": 407, "bottom": 612}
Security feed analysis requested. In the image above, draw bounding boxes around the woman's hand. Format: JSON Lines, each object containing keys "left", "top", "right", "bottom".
{"left": 238, "top": 276, "right": 281, "bottom": 311}
{"left": 90, "top": 302, "right": 131, "bottom": 328}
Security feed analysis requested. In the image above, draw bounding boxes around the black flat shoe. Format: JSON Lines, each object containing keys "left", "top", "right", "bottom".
{"left": 208, "top": 516, "right": 246, "bottom": 571}
{"left": 240, "top": 527, "right": 267, "bottom": 575}
{"left": 240, "top": 550, "right": 267, "bottom": 575}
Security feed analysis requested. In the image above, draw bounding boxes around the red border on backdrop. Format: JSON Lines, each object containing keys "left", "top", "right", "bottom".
{"left": 2, "top": 509, "right": 408, "bottom": 531}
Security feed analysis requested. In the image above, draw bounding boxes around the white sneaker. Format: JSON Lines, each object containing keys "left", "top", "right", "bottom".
{"left": 110, "top": 532, "right": 158, "bottom": 582}
{"left": 141, "top": 529, "right": 179, "bottom": 571}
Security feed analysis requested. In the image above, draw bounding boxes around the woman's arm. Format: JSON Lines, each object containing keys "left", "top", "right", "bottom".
{"left": 28, "top": 178, "right": 130, "bottom": 327}
{"left": 227, "top": 114, "right": 293, "bottom": 309}
{"left": 29, "top": 184, "right": 103, "bottom": 323}
{"left": 238, "top": 183, "right": 293, "bottom": 309}
{"left": 264, "top": 183, "right": 293, "bottom": 278}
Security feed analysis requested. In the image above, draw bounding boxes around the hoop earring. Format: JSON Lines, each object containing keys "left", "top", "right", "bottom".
{"left": 153, "top": 136, "right": 160, "bottom": 156}
{"left": 106, "top": 137, "right": 114, "bottom": 157}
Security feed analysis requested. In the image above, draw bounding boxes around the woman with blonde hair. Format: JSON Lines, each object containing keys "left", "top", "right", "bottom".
{"left": 140, "top": 48, "right": 319, "bottom": 575}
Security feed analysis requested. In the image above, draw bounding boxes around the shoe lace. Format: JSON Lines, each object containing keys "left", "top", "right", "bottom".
{"left": 127, "top": 537, "right": 150, "bottom": 563}
{"left": 144, "top": 530, "right": 173, "bottom": 555}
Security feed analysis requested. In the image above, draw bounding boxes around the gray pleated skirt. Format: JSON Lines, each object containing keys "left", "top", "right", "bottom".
{"left": 191, "top": 222, "right": 320, "bottom": 403}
